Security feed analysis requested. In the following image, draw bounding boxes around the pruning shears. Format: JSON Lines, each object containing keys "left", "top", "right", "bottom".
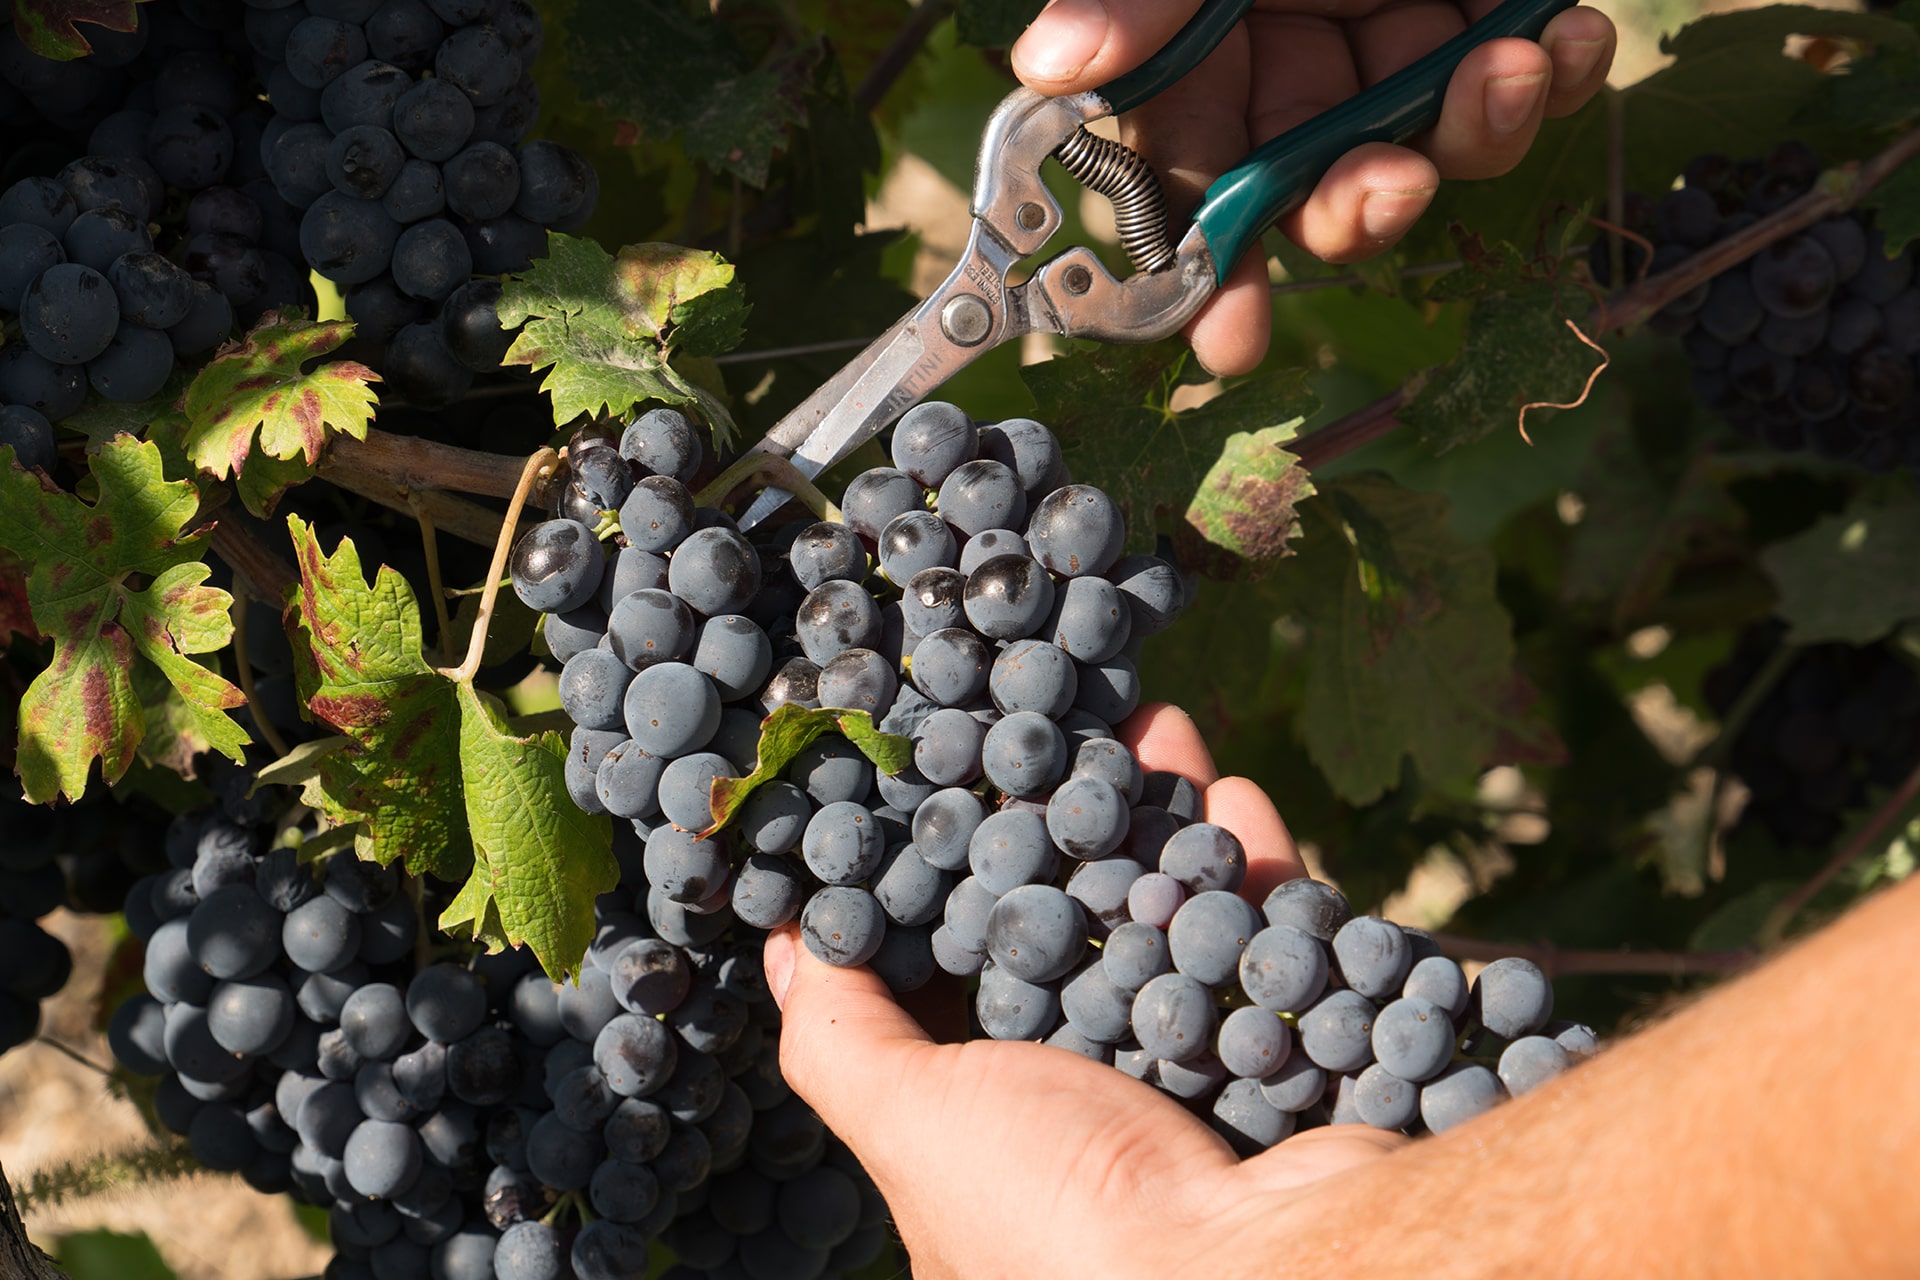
{"left": 733, "top": 0, "right": 1577, "bottom": 530}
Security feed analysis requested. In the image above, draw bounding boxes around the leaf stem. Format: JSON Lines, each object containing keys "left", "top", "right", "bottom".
{"left": 1689, "top": 641, "right": 1800, "bottom": 772}
{"left": 1429, "top": 933, "right": 1757, "bottom": 979}
{"left": 230, "top": 585, "right": 292, "bottom": 761}
{"left": 408, "top": 496, "right": 456, "bottom": 662}
{"left": 1269, "top": 260, "right": 1462, "bottom": 297}
{"left": 439, "top": 448, "right": 556, "bottom": 685}
{"left": 1759, "top": 757, "right": 1920, "bottom": 945}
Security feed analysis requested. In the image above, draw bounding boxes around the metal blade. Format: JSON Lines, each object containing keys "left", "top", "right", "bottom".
{"left": 735, "top": 223, "right": 1026, "bottom": 531}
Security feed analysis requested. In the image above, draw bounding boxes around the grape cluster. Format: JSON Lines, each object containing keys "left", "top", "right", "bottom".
{"left": 515, "top": 402, "right": 1599, "bottom": 1161}
{"left": 1591, "top": 142, "right": 1920, "bottom": 471}
{"left": 250, "top": 0, "right": 597, "bottom": 405}
{"left": 0, "top": 0, "right": 328, "bottom": 456}
{"left": 1706, "top": 621, "right": 1920, "bottom": 850}
{"left": 108, "top": 777, "right": 886, "bottom": 1280}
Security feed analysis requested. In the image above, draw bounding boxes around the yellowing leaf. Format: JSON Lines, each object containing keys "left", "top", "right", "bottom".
{"left": 181, "top": 311, "right": 379, "bottom": 500}
{"left": 0, "top": 436, "right": 246, "bottom": 802}
{"left": 286, "top": 515, "right": 470, "bottom": 880}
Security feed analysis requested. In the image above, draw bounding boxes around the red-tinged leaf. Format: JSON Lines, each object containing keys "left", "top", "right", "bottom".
{"left": 181, "top": 311, "right": 379, "bottom": 506}
{"left": 0, "top": 548, "right": 37, "bottom": 644}
{"left": 285, "top": 514, "right": 472, "bottom": 881}
{"left": 0, "top": 436, "right": 247, "bottom": 801}
{"left": 12, "top": 0, "right": 140, "bottom": 61}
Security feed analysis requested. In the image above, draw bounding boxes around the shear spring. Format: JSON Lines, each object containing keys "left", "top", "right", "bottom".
{"left": 1053, "top": 127, "right": 1176, "bottom": 274}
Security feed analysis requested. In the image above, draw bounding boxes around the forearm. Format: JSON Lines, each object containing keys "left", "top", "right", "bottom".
{"left": 1211, "top": 873, "right": 1920, "bottom": 1279}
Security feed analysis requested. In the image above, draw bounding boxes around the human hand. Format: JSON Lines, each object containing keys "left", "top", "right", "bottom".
{"left": 1009, "top": 0, "right": 1617, "bottom": 376}
{"left": 761, "top": 703, "right": 1406, "bottom": 1280}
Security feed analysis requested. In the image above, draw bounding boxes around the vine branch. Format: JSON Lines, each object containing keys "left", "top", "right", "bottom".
{"left": 1431, "top": 933, "right": 1757, "bottom": 979}
{"left": 0, "top": 1161, "right": 65, "bottom": 1280}
{"left": 208, "top": 520, "right": 298, "bottom": 602}
{"left": 1760, "top": 757, "right": 1920, "bottom": 944}
{"left": 856, "top": 0, "right": 957, "bottom": 112}
{"left": 230, "top": 585, "right": 292, "bottom": 761}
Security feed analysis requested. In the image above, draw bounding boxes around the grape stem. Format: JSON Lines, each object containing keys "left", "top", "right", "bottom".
{"left": 439, "top": 448, "right": 557, "bottom": 685}
{"left": 229, "top": 584, "right": 292, "bottom": 761}
{"left": 1429, "top": 933, "right": 1757, "bottom": 979}
{"left": 695, "top": 452, "right": 843, "bottom": 523}
{"left": 31, "top": 1035, "right": 115, "bottom": 1077}
{"left": 1759, "top": 756, "right": 1920, "bottom": 946}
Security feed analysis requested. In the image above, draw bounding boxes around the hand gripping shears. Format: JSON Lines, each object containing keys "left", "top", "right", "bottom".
{"left": 734, "top": 0, "right": 1577, "bottom": 530}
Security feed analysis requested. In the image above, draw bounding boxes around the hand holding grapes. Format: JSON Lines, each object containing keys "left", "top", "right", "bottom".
{"left": 1009, "top": 0, "right": 1618, "bottom": 376}
{"left": 762, "top": 703, "right": 1406, "bottom": 1279}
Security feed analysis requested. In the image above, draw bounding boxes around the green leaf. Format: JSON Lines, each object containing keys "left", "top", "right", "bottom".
{"left": 1398, "top": 236, "right": 1604, "bottom": 453}
{"left": 1022, "top": 341, "right": 1319, "bottom": 569}
{"left": 0, "top": 435, "right": 248, "bottom": 802}
{"left": 286, "top": 514, "right": 471, "bottom": 880}
{"left": 60, "top": 369, "right": 193, "bottom": 452}
{"left": 956, "top": 0, "right": 1043, "bottom": 46}
{"left": 1274, "top": 475, "right": 1563, "bottom": 804}
{"left": 1761, "top": 492, "right": 1920, "bottom": 644}
{"left": 497, "top": 233, "right": 742, "bottom": 448}
{"left": 442, "top": 681, "right": 616, "bottom": 982}
{"left": 181, "top": 312, "right": 378, "bottom": 513}
{"left": 1561, "top": 424, "right": 1747, "bottom": 630}
{"left": 252, "top": 735, "right": 351, "bottom": 792}
{"left": 1864, "top": 159, "right": 1920, "bottom": 256}
{"left": 11, "top": 0, "right": 140, "bottom": 60}
{"left": 564, "top": 0, "right": 820, "bottom": 185}
{"left": 706, "top": 704, "right": 911, "bottom": 834}
{"left": 53, "top": 1229, "right": 177, "bottom": 1280}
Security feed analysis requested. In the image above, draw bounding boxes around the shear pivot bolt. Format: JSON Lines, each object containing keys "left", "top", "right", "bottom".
{"left": 1016, "top": 202, "right": 1046, "bottom": 231}
{"left": 1061, "top": 265, "right": 1093, "bottom": 296}
{"left": 941, "top": 295, "right": 992, "bottom": 346}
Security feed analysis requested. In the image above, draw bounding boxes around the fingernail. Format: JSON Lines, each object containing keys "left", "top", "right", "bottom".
{"left": 1011, "top": 0, "right": 1108, "bottom": 83}
{"left": 764, "top": 929, "right": 796, "bottom": 1009}
{"left": 1360, "top": 188, "right": 1433, "bottom": 241}
{"left": 1552, "top": 37, "right": 1608, "bottom": 87}
{"left": 1484, "top": 72, "right": 1548, "bottom": 135}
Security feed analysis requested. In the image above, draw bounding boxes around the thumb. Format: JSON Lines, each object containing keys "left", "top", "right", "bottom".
{"left": 764, "top": 923, "right": 939, "bottom": 1162}
{"left": 1009, "top": 0, "right": 1209, "bottom": 96}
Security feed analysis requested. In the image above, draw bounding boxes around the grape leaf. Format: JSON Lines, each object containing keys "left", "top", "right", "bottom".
{"left": 1864, "top": 159, "right": 1920, "bottom": 256}
{"left": 285, "top": 515, "right": 471, "bottom": 881}
{"left": 440, "top": 681, "right": 616, "bottom": 983}
{"left": 1761, "top": 493, "right": 1920, "bottom": 644}
{"left": 60, "top": 369, "right": 193, "bottom": 452}
{"left": 1398, "top": 235, "right": 1603, "bottom": 454}
{"left": 497, "top": 233, "right": 742, "bottom": 448}
{"left": 564, "top": 0, "right": 819, "bottom": 185}
{"left": 0, "top": 436, "right": 248, "bottom": 803}
{"left": 11, "top": 0, "right": 139, "bottom": 60}
{"left": 1022, "top": 340, "right": 1318, "bottom": 567}
{"left": 1273, "top": 474, "right": 1563, "bottom": 805}
{"left": 956, "top": 0, "right": 1043, "bottom": 46}
{"left": 705, "top": 704, "right": 911, "bottom": 835}
{"left": 0, "top": 549, "right": 36, "bottom": 646}
{"left": 180, "top": 312, "right": 378, "bottom": 513}
{"left": 1561, "top": 425, "right": 1746, "bottom": 630}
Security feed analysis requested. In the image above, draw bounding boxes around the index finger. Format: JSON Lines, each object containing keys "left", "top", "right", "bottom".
{"left": 1118, "top": 703, "right": 1310, "bottom": 902}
